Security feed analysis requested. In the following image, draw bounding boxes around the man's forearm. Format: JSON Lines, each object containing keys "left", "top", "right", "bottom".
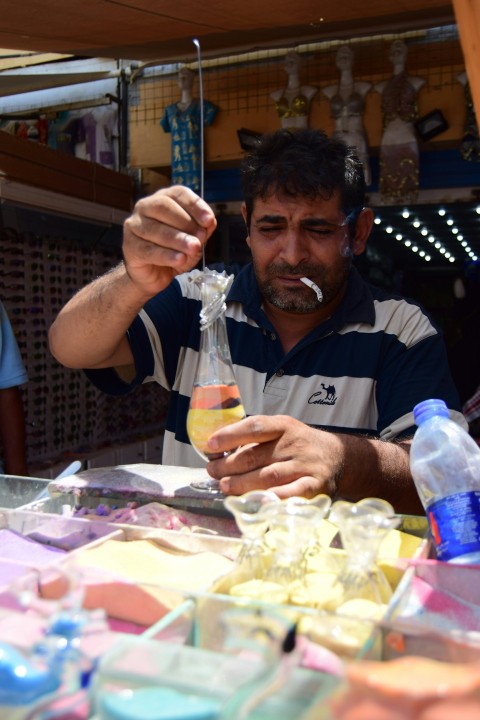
{"left": 49, "top": 262, "right": 151, "bottom": 370}
{"left": 335, "top": 433, "right": 422, "bottom": 515}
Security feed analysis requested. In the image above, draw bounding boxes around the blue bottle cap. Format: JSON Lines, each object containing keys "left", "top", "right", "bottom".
{"left": 413, "top": 398, "right": 449, "bottom": 426}
{"left": 0, "top": 642, "right": 61, "bottom": 706}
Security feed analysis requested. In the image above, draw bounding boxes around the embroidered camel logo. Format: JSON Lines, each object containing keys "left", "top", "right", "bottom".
{"left": 322, "top": 383, "right": 336, "bottom": 401}
{"left": 308, "top": 382, "right": 337, "bottom": 406}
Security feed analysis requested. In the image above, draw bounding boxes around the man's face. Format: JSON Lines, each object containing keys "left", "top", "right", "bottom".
{"left": 244, "top": 191, "right": 355, "bottom": 314}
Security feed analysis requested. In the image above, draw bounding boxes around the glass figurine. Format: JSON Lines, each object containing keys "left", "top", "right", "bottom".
{"left": 326, "top": 497, "right": 401, "bottom": 613}
{"left": 264, "top": 496, "right": 332, "bottom": 587}
{"left": 224, "top": 490, "right": 280, "bottom": 576}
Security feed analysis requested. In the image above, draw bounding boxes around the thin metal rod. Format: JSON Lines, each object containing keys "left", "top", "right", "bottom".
{"left": 192, "top": 38, "right": 205, "bottom": 199}
{"left": 192, "top": 38, "right": 205, "bottom": 269}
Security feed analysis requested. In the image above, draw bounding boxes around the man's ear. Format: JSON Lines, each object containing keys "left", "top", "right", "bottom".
{"left": 241, "top": 203, "right": 248, "bottom": 226}
{"left": 241, "top": 203, "right": 251, "bottom": 248}
{"left": 352, "top": 207, "right": 374, "bottom": 256}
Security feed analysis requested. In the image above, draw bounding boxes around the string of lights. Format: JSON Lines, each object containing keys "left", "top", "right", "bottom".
{"left": 372, "top": 203, "right": 479, "bottom": 267}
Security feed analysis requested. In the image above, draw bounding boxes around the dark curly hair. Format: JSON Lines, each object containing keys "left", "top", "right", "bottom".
{"left": 240, "top": 128, "right": 366, "bottom": 229}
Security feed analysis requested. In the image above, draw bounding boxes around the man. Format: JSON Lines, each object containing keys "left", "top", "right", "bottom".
{"left": 48, "top": 129, "right": 463, "bottom": 514}
{"left": 0, "top": 300, "right": 28, "bottom": 476}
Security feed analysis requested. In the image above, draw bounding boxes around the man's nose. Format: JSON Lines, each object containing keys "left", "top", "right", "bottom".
{"left": 278, "top": 228, "right": 309, "bottom": 267}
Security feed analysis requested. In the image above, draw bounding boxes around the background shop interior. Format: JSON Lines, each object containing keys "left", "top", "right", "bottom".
{"left": 0, "top": 8, "right": 479, "bottom": 476}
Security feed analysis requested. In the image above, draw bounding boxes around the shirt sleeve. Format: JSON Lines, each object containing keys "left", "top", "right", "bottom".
{"left": 376, "top": 330, "right": 463, "bottom": 439}
{"left": 83, "top": 312, "right": 155, "bottom": 396}
{"left": 160, "top": 105, "right": 172, "bottom": 133}
{"left": 203, "top": 100, "right": 219, "bottom": 126}
{"left": 84, "top": 278, "right": 188, "bottom": 397}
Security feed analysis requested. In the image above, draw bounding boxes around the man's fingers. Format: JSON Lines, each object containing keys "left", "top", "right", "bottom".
{"left": 217, "top": 458, "right": 299, "bottom": 495}
{"left": 208, "top": 415, "right": 291, "bottom": 454}
{"left": 159, "top": 185, "right": 216, "bottom": 230}
{"left": 125, "top": 208, "right": 205, "bottom": 258}
{"left": 268, "top": 476, "right": 323, "bottom": 499}
{"left": 138, "top": 186, "right": 216, "bottom": 241}
{"left": 126, "top": 230, "right": 202, "bottom": 270}
{"left": 124, "top": 186, "right": 216, "bottom": 265}
{"left": 220, "top": 472, "right": 324, "bottom": 500}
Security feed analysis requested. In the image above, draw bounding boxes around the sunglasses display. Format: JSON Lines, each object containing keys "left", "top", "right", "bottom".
{"left": 0, "top": 228, "right": 167, "bottom": 470}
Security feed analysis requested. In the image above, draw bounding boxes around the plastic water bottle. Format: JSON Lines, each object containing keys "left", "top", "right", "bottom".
{"left": 410, "top": 398, "right": 480, "bottom": 564}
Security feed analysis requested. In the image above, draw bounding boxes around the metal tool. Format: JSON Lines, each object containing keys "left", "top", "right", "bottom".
{"left": 193, "top": 37, "right": 206, "bottom": 270}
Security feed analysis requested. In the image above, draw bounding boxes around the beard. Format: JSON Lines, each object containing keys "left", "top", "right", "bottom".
{"left": 254, "top": 259, "right": 351, "bottom": 313}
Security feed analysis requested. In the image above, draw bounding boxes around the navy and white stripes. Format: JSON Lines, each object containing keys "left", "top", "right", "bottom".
{"left": 85, "top": 263, "right": 464, "bottom": 467}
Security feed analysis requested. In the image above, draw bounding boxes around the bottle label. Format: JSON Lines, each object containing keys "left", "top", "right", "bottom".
{"left": 427, "top": 491, "right": 480, "bottom": 562}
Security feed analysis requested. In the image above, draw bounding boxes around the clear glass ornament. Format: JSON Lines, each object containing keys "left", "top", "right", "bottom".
{"left": 264, "top": 496, "right": 332, "bottom": 587}
{"left": 187, "top": 268, "right": 246, "bottom": 493}
{"left": 218, "top": 607, "right": 299, "bottom": 720}
{"left": 224, "top": 490, "right": 280, "bottom": 576}
{"left": 325, "top": 497, "right": 400, "bottom": 613}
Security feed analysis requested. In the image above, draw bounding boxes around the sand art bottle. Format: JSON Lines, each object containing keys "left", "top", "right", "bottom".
{"left": 187, "top": 269, "right": 246, "bottom": 492}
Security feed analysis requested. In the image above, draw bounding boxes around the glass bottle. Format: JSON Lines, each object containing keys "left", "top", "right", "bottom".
{"left": 187, "top": 268, "right": 246, "bottom": 493}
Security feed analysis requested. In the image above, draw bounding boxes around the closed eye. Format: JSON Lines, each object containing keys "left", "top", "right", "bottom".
{"left": 253, "top": 219, "right": 347, "bottom": 239}
{"left": 306, "top": 227, "right": 337, "bottom": 236}
{"left": 257, "top": 225, "right": 286, "bottom": 237}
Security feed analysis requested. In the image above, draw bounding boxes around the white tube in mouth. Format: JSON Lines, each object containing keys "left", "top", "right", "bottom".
{"left": 300, "top": 277, "right": 323, "bottom": 302}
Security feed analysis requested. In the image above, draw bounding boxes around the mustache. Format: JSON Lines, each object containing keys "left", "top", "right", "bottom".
{"left": 266, "top": 262, "right": 322, "bottom": 278}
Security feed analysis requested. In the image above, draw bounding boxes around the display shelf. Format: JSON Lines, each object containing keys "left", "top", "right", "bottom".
{"left": 0, "top": 496, "right": 451, "bottom": 720}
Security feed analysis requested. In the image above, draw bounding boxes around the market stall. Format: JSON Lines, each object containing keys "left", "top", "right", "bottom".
{"left": 0, "top": 465, "right": 479, "bottom": 718}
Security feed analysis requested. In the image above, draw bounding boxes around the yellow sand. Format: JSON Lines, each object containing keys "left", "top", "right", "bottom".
{"left": 61, "top": 538, "right": 234, "bottom": 626}
{"left": 187, "top": 406, "right": 245, "bottom": 453}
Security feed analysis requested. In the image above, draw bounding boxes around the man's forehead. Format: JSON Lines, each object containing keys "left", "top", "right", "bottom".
{"left": 252, "top": 192, "right": 342, "bottom": 219}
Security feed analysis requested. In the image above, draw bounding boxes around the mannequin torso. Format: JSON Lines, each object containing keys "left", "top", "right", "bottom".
{"left": 271, "top": 52, "right": 317, "bottom": 129}
{"left": 457, "top": 71, "right": 480, "bottom": 162}
{"left": 375, "top": 42, "right": 425, "bottom": 146}
{"left": 323, "top": 46, "right": 372, "bottom": 184}
{"left": 375, "top": 40, "right": 425, "bottom": 202}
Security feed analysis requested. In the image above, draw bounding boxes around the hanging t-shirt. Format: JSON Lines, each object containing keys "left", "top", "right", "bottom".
{"left": 160, "top": 99, "right": 218, "bottom": 193}
{"left": 79, "top": 106, "right": 118, "bottom": 169}
{"left": 48, "top": 111, "right": 86, "bottom": 156}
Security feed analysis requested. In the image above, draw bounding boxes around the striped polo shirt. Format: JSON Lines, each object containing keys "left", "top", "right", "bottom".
{"left": 85, "top": 263, "right": 463, "bottom": 468}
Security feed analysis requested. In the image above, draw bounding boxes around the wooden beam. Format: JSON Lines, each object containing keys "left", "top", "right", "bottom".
{"left": 0, "top": 53, "right": 71, "bottom": 71}
{"left": 0, "top": 132, "right": 134, "bottom": 211}
{"left": 452, "top": 0, "right": 480, "bottom": 122}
